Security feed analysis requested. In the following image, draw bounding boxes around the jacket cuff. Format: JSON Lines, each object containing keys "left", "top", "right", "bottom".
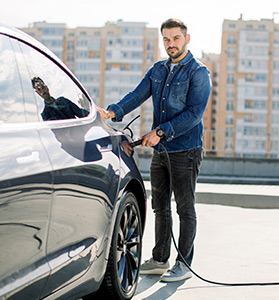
{"left": 160, "top": 122, "right": 175, "bottom": 142}
{"left": 107, "top": 104, "right": 124, "bottom": 122}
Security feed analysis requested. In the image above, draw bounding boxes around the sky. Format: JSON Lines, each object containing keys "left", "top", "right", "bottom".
{"left": 1, "top": 0, "right": 279, "bottom": 57}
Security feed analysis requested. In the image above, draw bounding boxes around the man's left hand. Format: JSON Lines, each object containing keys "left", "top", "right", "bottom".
{"left": 141, "top": 129, "right": 161, "bottom": 147}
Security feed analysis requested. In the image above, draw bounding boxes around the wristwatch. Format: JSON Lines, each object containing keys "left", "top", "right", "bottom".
{"left": 156, "top": 127, "right": 165, "bottom": 138}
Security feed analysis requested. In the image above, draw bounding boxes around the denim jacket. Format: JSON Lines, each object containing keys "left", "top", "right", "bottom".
{"left": 108, "top": 51, "right": 212, "bottom": 153}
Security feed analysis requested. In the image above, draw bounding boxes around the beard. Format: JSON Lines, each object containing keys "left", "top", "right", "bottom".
{"left": 167, "top": 41, "right": 187, "bottom": 60}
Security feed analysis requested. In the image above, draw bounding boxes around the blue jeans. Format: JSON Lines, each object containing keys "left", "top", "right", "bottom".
{"left": 150, "top": 148, "right": 203, "bottom": 266}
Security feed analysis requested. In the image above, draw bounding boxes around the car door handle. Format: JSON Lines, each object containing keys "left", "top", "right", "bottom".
{"left": 98, "top": 144, "right": 112, "bottom": 153}
{"left": 16, "top": 151, "right": 40, "bottom": 164}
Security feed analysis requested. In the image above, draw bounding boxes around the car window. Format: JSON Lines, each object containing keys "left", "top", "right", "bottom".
{"left": 0, "top": 35, "right": 27, "bottom": 123}
{"left": 19, "top": 39, "right": 92, "bottom": 122}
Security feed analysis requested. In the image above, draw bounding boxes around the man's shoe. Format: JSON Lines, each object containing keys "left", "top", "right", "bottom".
{"left": 160, "top": 260, "right": 192, "bottom": 282}
{"left": 140, "top": 258, "right": 170, "bottom": 275}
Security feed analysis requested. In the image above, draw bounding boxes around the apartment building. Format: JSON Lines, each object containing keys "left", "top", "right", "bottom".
{"left": 21, "top": 20, "right": 160, "bottom": 140}
{"left": 22, "top": 22, "right": 66, "bottom": 60}
{"left": 200, "top": 53, "right": 220, "bottom": 156}
{"left": 218, "top": 17, "right": 279, "bottom": 158}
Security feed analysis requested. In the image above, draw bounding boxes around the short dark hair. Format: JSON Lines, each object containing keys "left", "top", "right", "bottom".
{"left": 160, "top": 18, "right": 188, "bottom": 37}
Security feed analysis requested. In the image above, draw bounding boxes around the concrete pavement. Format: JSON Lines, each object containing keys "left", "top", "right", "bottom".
{"left": 134, "top": 182, "right": 279, "bottom": 300}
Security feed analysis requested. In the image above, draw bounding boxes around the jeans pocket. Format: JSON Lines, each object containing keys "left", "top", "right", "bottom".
{"left": 195, "top": 148, "right": 203, "bottom": 172}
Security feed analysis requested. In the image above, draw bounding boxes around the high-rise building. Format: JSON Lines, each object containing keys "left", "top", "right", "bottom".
{"left": 20, "top": 20, "right": 160, "bottom": 140}
{"left": 200, "top": 53, "right": 220, "bottom": 156}
{"left": 218, "top": 17, "right": 279, "bottom": 158}
{"left": 22, "top": 22, "right": 66, "bottom": 60}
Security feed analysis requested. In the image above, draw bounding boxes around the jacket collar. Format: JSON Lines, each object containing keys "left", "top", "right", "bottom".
{"left": 163, "top": 50, "right": 193, "bottom": 68}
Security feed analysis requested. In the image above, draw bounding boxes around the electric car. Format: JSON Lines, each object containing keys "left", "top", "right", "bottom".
{"left": 0, "top": 23, "right": 146, "bottom": 300}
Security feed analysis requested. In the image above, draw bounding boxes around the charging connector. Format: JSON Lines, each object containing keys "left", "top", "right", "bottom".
{"left": 130, "top": 139, "right": 143, "bottom": 148}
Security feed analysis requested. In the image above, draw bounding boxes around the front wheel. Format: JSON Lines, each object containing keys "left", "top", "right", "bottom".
{"left": 101, "top": 191, "right": 142, "bottom": 300}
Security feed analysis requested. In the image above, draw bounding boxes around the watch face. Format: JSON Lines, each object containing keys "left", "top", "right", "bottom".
{"left": 157, "top": 129, "right": 165, "bottom": 137}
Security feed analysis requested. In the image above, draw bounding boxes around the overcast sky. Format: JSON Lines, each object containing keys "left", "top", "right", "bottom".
{"left": 2, "top": 0, "right": 279, "bottom": 57}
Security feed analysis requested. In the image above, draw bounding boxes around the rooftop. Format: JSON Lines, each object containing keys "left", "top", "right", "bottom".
{"left": 135, "top": 182, "right": 279, "bottom": 300}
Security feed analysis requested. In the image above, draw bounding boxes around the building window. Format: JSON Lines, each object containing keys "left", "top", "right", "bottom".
{"left": 227, "top": 48, "right": 235, "bottom": 58}
{"left": 254, "top": 100, "right": 266, "bottom": 109}
{"left": 67, "top": 41, "right": 74, "bottom": 50}
{"left": 271, "top": 141, "right": 278, "bottom": 151}
{"left": 272, "top": 114, "right": 279, "bottom": 124}
{"left": 255, "top": 74, "right": 267, "bottom": 82}
{"left": 121, "top": 52, "right": 128, "bottom": 58}
{"left": 147, "top": 42, "right": 154, "bottom": 50}
{"left": 274, "top": 61, "right": 279, "bottom": 70}
{"left": 225, "top": 140, "right": 233, "bottom": 150}
{"left": 227, "top": 61, "right": 235, "bottom": 72}
{"left": 253, "top": 114, "right": 266, "bottom": 123}
{"left": 245, "top": 75, "right": 253, "bottom": 82}
{"left": 67, "top": 53, "right": 74, "bottom": 62}
{"left": 120, "top": 64, "right": 126, "bottom": 71}
{"left": 76, "top": 51, "right": 88, "bottom": 58}
{"left": 130, "top": 63, "right": 142, "bottom": 71}
{"left": 272, "top": 101, "right": 279, "bottom": 110}
{"left": 42, "top": 28, "right": 63, "bottom": 36}
{"left": 131, "top": 52, "right": 142, "bottom": 59}
{"left": 226, "top": 101, "right": 234, "bottom": 111}
{"left": 77, "top": 39, "right": 87, "bottom": 47}
{"left": 227, "top": 74, "right": 234, "bottom": 84}
{"left": 245, "top": 99, "right": 253, "bottom": 109}
{"left": 147, "top": 53, "right": 154, "bottom": 61}
{"left": 225, "top": 127, "right": 233, "bottom": 138}
{"left": 226, "top": 114, "right": 233, "bottom": 125}
{"left": 228, "top": 34, "right": 236, "bottom": 44}
{"left": 246, "top": 31, "right": 269, "bottom": 42}
{"left": 226, "top": 88, "right": 234, "bottom": 99}
{"left": 244, "top": 115, "right": 251, "bottom": 122}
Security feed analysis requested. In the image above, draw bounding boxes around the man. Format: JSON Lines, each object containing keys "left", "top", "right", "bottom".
{"left": 31, "top": 76, "right": 89, "bottom": 121}
{"left": 98, "top": 18, "right": 211, "bottom": 282}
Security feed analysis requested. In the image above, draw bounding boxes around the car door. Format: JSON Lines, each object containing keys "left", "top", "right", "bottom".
{"left": 0, "top": 34, "right": 52, "bottom": 299}
{"left": 19, "top": 39, "right": 121, "bottom": 296}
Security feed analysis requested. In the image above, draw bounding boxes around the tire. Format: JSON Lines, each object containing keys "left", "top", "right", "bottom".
{"left": 99, "top": 191, "right": 142, "bottom": 300}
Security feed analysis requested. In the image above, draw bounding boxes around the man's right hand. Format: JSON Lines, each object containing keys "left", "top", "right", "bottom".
{"left": 97, "top": 107, "right": 115, "bottom": 119}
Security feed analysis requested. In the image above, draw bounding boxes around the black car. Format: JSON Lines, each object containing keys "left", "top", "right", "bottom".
{"left": 0, "top": 23, "right": 146, "bottom": 300}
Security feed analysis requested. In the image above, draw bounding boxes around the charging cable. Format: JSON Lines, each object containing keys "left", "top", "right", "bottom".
{"left": 161, "top": 142, "right": 279, "bottom": 287}
{"left": 132, "top": 140, "right": 279, "bottom": 287}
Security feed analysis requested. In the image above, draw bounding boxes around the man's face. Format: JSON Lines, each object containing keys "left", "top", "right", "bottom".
{"left": 34, "top": 80, "right": 50, "bottom": 99}
{"left": 162, "top": 27, "right": 190, "bottom": 62}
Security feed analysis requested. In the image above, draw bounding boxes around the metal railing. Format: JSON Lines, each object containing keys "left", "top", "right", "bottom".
{"left": 202, "top": 129, "right": 279, "bottom": 159}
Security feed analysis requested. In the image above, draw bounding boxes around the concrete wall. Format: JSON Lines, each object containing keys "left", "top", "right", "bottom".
{"left": 137, "top": 153, "right": 279, "bottom": 184}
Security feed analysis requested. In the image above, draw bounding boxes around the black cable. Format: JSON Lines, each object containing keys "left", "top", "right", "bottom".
{"left": 159, "top": 142, "right": 279, "bottom": 287}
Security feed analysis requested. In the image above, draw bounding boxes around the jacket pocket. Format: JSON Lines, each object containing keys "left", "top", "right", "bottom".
{"left": 171, "top": 80, "right": 189, "bottom": 100}
{"left": 169, "top": 80, "right": 189, "bottom": 111}
{"left": 150, "top": 75, "right": 162, "bottom": 95}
